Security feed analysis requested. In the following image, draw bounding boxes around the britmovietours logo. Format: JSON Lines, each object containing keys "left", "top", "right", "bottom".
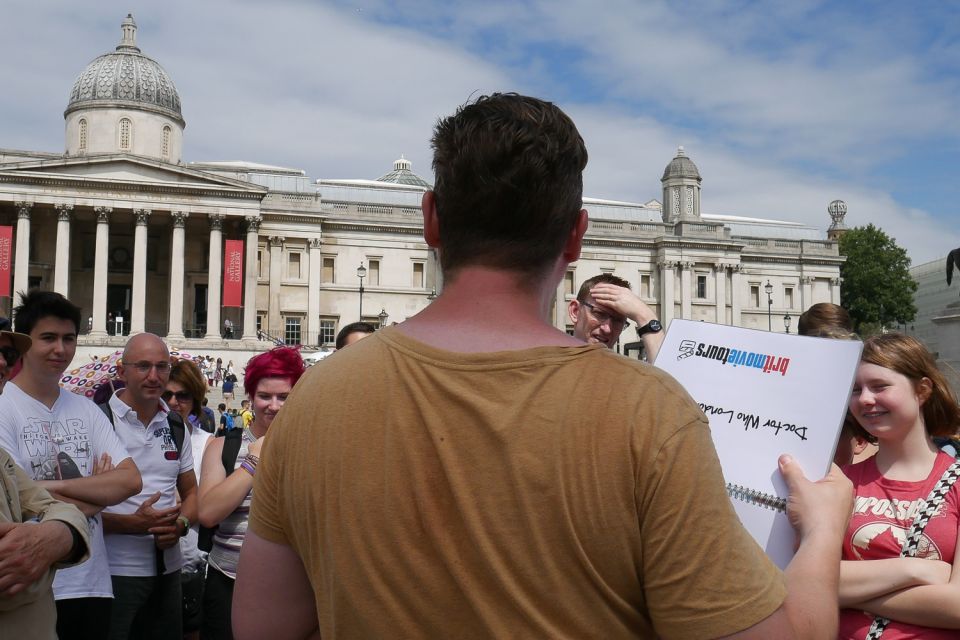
{"left": 677, "top": 339, "right": 790, "bottom": 376}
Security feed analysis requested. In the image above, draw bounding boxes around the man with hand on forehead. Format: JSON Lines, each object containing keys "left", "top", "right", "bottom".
{"left": 569, "top": 273, "right": 665, "bottom": 361}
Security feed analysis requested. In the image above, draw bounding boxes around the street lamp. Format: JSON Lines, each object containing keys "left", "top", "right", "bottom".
{"left": 427, "top": 288, "right": 438, "bottom": 300}
{"left": 378, "top": 308, "right": 389, "bottom": 328}
{"left": 356, "top": 263, "right": 367, "bottom": 321}
{"left": 764, "top": 280, "right": 773, "bottom": 331}
{"left": 783, "top": 314, "right": 791, "bottom": 334}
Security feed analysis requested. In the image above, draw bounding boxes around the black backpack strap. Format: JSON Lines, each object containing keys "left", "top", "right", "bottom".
{"left": 97, "top": 401, "right": 115, "bottom": 427}
{"left": 221, "top": 428, "right": 243, "bottom": 476}
{"left": 166, "top": 411, "right": 186, "bottom": 457}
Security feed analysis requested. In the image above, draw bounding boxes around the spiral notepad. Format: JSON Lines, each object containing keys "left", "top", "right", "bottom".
{"left": 726, "top": 483, "right": 787, "bottom": 513}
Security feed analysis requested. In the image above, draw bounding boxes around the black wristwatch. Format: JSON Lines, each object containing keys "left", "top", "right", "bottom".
{"left": 636, "top": 319, "right": 663, "bottom": 337}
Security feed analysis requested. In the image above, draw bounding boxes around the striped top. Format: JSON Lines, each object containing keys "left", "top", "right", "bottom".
{"left": 207, "top": 431, "right": 254, "bottom": 580}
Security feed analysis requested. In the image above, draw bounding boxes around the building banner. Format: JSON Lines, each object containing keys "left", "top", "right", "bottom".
{"left": 223, "top": 239, "right": 244, "bottom": 307}
{"left": 0, "top": 226, "right": 12, "bottom": 297}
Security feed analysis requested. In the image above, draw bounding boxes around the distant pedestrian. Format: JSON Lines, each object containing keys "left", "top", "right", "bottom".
{"left": 223, "top": 318, "right": 234, "bottom": 339}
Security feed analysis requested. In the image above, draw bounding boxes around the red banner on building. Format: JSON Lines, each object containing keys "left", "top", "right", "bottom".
{"left": 223, "top": 239, "right": 244, "bottom": 307}
{"left": 0, "top": 226, "right": 12, "bottom": 298}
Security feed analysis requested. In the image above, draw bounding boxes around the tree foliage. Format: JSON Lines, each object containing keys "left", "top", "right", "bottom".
{"left": 839, "top": 224, "right": 917, "bottom": 333}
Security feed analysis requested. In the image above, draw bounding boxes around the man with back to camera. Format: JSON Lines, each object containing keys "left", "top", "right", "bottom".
{"left": 234, "top": 93, "right": 853, "bottom": 639}
{"left": 0, "top": 290, "right": 142, "bottom": 639}
{"left": 569, "top": 273, "right": 665, "bottom": 361}
{"left": 100, "top": 333, "right": 198, "bottom": 640}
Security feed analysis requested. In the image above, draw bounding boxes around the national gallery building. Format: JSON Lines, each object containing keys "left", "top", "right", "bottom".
{"left": 0, "top": 15, "right": 844, "bottom": 354}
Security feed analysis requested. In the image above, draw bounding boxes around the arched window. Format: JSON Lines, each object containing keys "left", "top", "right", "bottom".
{"left": 78, "top": 119, "right": 87, "bottom": 152}
{"left": 161, "top": 125, "right": 171, "bottom": 160}
{"left": 119, "top": 118, "right": 132, "bottom": 151}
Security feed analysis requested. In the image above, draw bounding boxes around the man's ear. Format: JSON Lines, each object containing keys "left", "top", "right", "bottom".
{"left": 561, "top": 209, "right": 588, "bottom": 263}
{"left": 422, "top": 191, "right": 440, "bottom": 248}
{"left": 568, "top": 299, "right": 581, "bottom": 324}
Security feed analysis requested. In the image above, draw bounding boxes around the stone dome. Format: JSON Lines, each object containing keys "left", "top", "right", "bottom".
{"left": 376, "top": 155, "right": 432, "bottom": 189}
{"left": 661, "top": 146, "right": 701, "bottom": 182}
{"left": 65, "top": 14, "right": 183, "bottom": 125}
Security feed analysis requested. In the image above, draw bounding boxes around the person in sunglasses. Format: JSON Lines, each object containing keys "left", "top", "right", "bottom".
{"left": 0, "top": 316, "right": 31, "bottom": 391}
{"left": 569, "top": 273, "right": 665, "bottom": 361}
{"left": 0, "top": 290, "right": 141, "bottom": 639}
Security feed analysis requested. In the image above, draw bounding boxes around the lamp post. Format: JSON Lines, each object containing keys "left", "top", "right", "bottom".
{"left": 764, "top": 280, "right": 773, "bottom": 331}
{"left": 427, "top": 288, "right": 438, "bottom": 301}
{"left": 378, "top": 308, "right": 389, "bottom": 328}
{"left": 783, "top": 314, "right": 791, "bottom": 334}
{"left": 357, "top": 263, "right": 367, "bottom": 321}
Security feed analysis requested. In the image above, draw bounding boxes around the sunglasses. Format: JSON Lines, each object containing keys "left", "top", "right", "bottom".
{"left": 161, "top": 390, "right": 193, "bottom": 403}
{"left": 0, "top": 345, "right": 19, "bottom": 365}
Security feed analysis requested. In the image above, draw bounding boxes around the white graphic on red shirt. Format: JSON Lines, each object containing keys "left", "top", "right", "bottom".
{"left": 850, "top": 522, "right": 941, "bottom": 560}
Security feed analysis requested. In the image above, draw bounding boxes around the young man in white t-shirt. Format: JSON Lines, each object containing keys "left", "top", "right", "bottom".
{"left": 101, "top": 333, "right": 198, "bottom": 640}
{"left": 0, "top": 290, "right": 142, "bottom": 639}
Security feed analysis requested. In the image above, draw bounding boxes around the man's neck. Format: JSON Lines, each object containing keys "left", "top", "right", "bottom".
{"left": 116, "top": 389, "right": 162, "bottom": 426}
{"left": 12, "top": 367, "right": 62, "bottom": 409}
{"left": 399, "top": 266, "right": 583, "bottom": 353}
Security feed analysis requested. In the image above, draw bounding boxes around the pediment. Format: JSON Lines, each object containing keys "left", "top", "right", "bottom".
{"left": 0, "top": 153, "right": 266, "bottom": 193}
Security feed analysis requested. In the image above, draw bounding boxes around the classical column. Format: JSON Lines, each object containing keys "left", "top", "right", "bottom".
{"left": 167, "top": 211, "right": 188, "bottom": 340}
{"left": 91, "top": 207, "right": 111, "bottom": 336}
{"left": 731, "top": 264, "right": 745, "bottom": 327}
{"left": 830, "top": 277, "right": 842, "bottom": 305}
{"left": 130, "top": 208, "right": 151, "bottom": 334}
{"left": 307, "top": 238, "right": 322, "bottom": 345}
{"left": 715, "top": 263, "right": 727, "bottom": 324}
{"left": 680, "top": 262, "right": 694, "bottom": 320}
{"left": 268, "top": 236, "right": 284, "bottom": 336}
{"left": 13, "top": 202, "right": 32, "bottom": 304}
{"left": 659, "top": 260, "right": 676, "bottom": 327}
{"left": 800, "top": 276, "right": 813, "bottom": 309}
{"left": 204, "top": 214, "right": 224, "bottom": 340}
{"left": 53, "top": 204, "right": 74, "bottom": 296}
{"left": 242, "top": 217, "right": 260, "bottom": 339}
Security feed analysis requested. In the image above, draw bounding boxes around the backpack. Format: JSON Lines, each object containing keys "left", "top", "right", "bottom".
{"left": 197, "top": 428, "right": 244, "bottom": 552}
{"left": 98, "top": 401, "right": 185, "bottom": 457}
{"left": 223, "top": 413, "right": 235, "bottom": 430}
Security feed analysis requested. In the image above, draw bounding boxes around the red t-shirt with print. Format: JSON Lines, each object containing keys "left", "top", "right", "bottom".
{"left": 839, "top": 451, "right": 960, "bottom": 639}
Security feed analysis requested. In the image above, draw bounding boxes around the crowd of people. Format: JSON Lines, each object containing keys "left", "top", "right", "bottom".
{"left": 0, "top": 93, "right": 957, "bottom": 639}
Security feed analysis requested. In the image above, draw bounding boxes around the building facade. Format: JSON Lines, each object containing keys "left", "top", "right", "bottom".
{"left": 0, "top": 15, "right": 843, "bottom": 354}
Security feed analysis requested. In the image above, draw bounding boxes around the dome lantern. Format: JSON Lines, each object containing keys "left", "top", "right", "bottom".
{"left": 660, "top": 146, "right": 702, "bottom": 222}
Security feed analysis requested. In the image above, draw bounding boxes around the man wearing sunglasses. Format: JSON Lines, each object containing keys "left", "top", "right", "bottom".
{"left": 0, "top": 290, "right": 141, "bottom": 639}
{"left": 569, "top": 273, "right": 665, "bottom": 361}
{"left": 0, "top": 317, "right": 31, "bottom": 391}
{"left": 101, "top": 333, "right": 198, "bottom": 640}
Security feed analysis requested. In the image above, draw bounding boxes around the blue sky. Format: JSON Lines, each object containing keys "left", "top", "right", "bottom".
{"left": 0, "top": 0, "right": 956, "bottom": 263}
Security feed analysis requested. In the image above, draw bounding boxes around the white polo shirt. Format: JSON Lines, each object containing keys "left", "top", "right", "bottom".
{"left": 102, "top": 392, "right": 194, "bottom": 576}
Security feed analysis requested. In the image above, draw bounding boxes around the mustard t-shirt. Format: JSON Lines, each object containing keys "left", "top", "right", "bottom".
{"left": 249, "top": 327, "right": 785, "bottom": 639}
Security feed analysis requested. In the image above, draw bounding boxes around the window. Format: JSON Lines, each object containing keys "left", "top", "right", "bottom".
{"left": 412, "top": 262, "right": 425, "bottom": 288}
{"left": 750, "top": 284, "right": 760, "bottom": 308}
{"left": 319, "top": 317, "right": 337, "bottom": 347}
{"left": 566, "top": 325, "right": 575, "bottom": 336}
{"left": 257, "top": 249, "right": 264, "bottom": 279}
{"left": 78, "top": 119, "right": 87, "bottom": 152}
{"left": 256, "top": 315, "right": 264, "bottom": 333}
{"left": 161, "top": 125, "right": 171, "bottom": 160}
{"left": 696, "top": 275, "right": 707, "bottom": 299}
{"left": 368, "top": 259, "right": 380, "bottom": 286}
{"left": 640, "top": 274, "right": 651, "bottom": 298}
{"left": 784, "top": 286, "right": 794, "bottom": 309}
{"left": 564, "top": 271, "right": 575, "bottom": 296}
{"left": 119, "top": 118, "right": 132, "bottom": 151}
{"left": 322, "top": 257, "right": 335, "bottom": 283}
{"left": 288, "top": 252, "right": 301, "bottom": 279}
{"left": 284, "top": 316, "right": 302, "bottom": 345}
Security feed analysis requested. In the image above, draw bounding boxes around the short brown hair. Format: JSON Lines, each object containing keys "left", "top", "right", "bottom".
{"left": 798, "top": 303, "right": 852, "bottom": 337}
{"left": 430, "top": 93, "right": 588, "bottom": 277}
{"left": 576, "top": 273, "right": 631, "bottom": 302}
{"left": 860, "top": 333, "right": 960, "bottom": 438}
{"left": 169, "top": 359, "right": 207, "bottom": 420}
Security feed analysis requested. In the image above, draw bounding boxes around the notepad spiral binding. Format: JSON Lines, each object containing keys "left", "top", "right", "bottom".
{"left": 726, "top": 483, "right": 787, "bottom": 513}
